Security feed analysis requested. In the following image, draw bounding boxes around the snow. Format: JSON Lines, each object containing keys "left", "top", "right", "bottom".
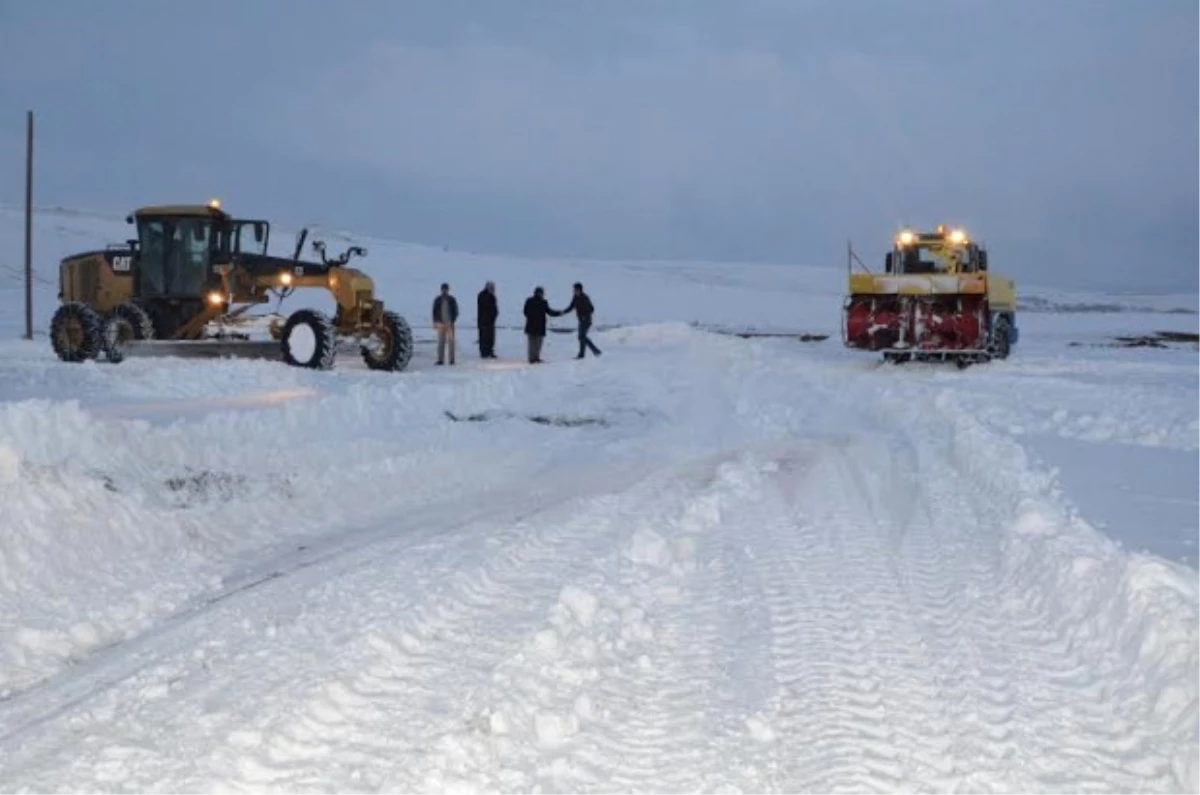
{"left": 285, "top": 321, "right": 316, "bottom": 363}
{"left": 0, "top": 204, "right": 1196, "bottom": 792}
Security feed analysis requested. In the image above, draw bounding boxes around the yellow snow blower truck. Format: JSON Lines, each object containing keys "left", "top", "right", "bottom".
{"left": 49, "top": 200, "right": 413, "bottom": 371}
{"left": 842, "top": 225, "right": 1018, "bottom": 367}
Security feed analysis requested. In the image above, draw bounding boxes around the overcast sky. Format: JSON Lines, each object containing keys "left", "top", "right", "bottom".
{"left": 1, "top": 0, "right": 1195, "bottom": 291}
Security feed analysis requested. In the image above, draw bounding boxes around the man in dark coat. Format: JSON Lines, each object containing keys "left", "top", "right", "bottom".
{"left": 476, "top": 281, "right": 498, "bottom": 359}
{"left": 558, "top": 282, "right": 602, "bottom": 358}
{"left": 431, "top": 282, "right": 459, "bottom": 365}
{"left": 522, "top": 286, "right": 561, "bottom": 363}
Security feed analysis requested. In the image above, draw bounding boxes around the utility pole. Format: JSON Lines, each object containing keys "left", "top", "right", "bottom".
{"left": 24, "top": 110, "right": 34, "bottom": 341}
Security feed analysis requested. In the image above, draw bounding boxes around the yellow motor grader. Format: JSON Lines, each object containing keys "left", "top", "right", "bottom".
{"left": 49, "top": 200, "right": 413, "bottom": 371}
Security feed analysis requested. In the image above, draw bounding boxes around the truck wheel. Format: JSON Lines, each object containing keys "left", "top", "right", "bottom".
{"left": 989, "top": 316, "right": 1012, "bottom": 360}
{"left": 50, "top": 302, "right": 103, "bottom": 362}
{"left": 361, "top": 311, "right": 413, "bottom": 372}
{"left": 281, "top": 308, "right": 336, "bottom": 369}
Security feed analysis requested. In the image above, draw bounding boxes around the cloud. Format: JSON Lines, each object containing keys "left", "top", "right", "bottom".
{"left": 258, "top": 2, "right": 1196, "bottom": 287}
{"left": 1, "top": 0, "right": 1194, "bottom": 288}
{"left": 267, "top": 28, "right": 966, "bottom": 255}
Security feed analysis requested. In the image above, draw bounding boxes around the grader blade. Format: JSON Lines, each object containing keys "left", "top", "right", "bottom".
{"left": 117, "top": 339, "right": 283, "bottom": 361}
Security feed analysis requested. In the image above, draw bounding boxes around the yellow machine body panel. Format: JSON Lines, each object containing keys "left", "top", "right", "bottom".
{"left": 848, "top": 272, "right": 988, "bottom": 296}
{"left": 985, "top": 274, "right": 1016, "bottom": 313}
{"left": 59, "top": 250, "right": 135, "bottom": 313}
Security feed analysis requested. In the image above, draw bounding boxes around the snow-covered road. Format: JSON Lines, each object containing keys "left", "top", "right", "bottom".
{"left": 0, "top": 323, "right": 1194, "bottom": 792}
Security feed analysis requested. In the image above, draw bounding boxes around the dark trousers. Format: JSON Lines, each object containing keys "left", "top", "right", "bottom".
{"left": 577, "top": 319, "right": 601, "bottom": 357}
{"left": 478, "top": 323, "right": 495, "bottom": 357}
{"left": 527, "top": 334, "right": 544, "bottom": 363}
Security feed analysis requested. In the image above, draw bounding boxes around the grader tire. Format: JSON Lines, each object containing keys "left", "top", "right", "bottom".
{"left": 281, "top": 308, "right": 336, "bottom": 370}
{"left": 50, "top": 302, "right": 103, "bottom": 363}
{"left": 362, "top": 311, "right": 414, "bottom": 372}
{"left": 101, "top": 302, "right": 156, "bottom": 363}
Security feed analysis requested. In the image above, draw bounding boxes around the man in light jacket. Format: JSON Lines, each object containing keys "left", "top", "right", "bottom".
{"left": 432, "top": 282, "right": 459, "bottom": 365}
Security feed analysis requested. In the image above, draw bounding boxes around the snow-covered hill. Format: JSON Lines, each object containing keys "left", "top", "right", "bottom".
{"left": 1, "top": 204, "right": 1197, "bottom": 342}
{"left": 0, "top": 204, "right": 1195, "bottom": 792}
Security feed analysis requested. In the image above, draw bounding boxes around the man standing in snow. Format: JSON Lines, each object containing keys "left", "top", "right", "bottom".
{"left": 522, "top": 286, "right": 561, "bottom": 364}
{"left": 476, "top": 281, "right": 498, "bottom": 359}
{"left": 558, "top": 282, "right": 602, "bottom": 359}
{"left": 432, "top": 282, "right": 458, "bottom": 365}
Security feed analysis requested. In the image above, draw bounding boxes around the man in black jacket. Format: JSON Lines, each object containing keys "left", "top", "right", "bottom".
{"left": 476, "top": 281, "right": 498, "bottom": 359}
{"left": 559, "top": 282, "right": 602, "bottom": 358}
{"left": 431, "top": 282, "right": 458, "bottom": 365}
{"left": 522, "top": 286, "right": 561, "bottom": 363}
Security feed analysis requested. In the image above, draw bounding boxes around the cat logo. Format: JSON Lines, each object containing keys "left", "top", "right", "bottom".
{"left": 111, "top": 255, "right": 132, "bottom": 273}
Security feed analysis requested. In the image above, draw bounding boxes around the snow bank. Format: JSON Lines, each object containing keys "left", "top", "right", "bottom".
{"left": 969, "top": 376, "right": 1198, "bottom": 452}
{"left": 0, "top": 327, "right": 753, "bottom": 694}
{"left": 877, "top": 385, "right": 1198, "bottom": 791}
{"left": 0, "top": 379, "right": 560, "bottom": 691}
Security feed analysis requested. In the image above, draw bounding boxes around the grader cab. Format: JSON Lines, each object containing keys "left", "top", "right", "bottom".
{"left": 50, "top": 200, "right": 413, "bottom": 371}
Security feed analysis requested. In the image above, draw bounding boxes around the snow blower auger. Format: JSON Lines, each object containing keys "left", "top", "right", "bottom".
{"left": 49, "top": 200, "right": 413, "bottom": 372}
{"left": 841, "top": 225, "right": 1018, "bottom": 369}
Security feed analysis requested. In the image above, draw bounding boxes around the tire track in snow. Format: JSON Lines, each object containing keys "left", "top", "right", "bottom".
{"left": 548, "top": 464, "right": 767, "bottom": 793}
{"left": 863, "top": 384, "right": 1190, "bottom": 792}
{"left": 840, "top": 434, "right": 1032, "bottom": 790}
{"left": 747, "top": 444, "right": 964, "bottom": 793}
{"left": 777, "top": 354, "right": 1192, "bottom": 792}
{"left": 210, "top": 452, "right": 760, "bottom": 792}
{"left": 214, "top": 512, "right": 617, "bottom": 790}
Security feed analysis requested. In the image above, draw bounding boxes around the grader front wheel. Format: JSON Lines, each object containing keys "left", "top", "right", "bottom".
{"left": 281, "top": 308, "right": 336, "bottom": 369}
{"left": 361, "top": 311, "right": 414, "bottom": 372}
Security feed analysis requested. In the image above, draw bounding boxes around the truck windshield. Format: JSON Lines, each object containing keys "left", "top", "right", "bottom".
{"left": 899, "top": 244, "right": 966, "bottom": 274}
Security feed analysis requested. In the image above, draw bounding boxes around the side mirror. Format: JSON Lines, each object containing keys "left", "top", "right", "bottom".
{"left": 884, "top": 252, "right": 893, "bottom": 273}
{"left": 254, "top": 222, "right": 265, "bottom": 243}
{"left": 125, "top": 215, "right": 134, "bottom": 225}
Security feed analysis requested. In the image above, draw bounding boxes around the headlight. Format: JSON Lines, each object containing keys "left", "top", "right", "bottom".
{"left": 207, "top": 291, "right": 224, "bottom": 306}
{"left": 898, "top": 230, "right": 915, "bottom": 246}
{"left": 949, "top": 228, "right": 967, "bottom": 244}
{"left": 280, "top": 272, "right": 293, "bottom": 286}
